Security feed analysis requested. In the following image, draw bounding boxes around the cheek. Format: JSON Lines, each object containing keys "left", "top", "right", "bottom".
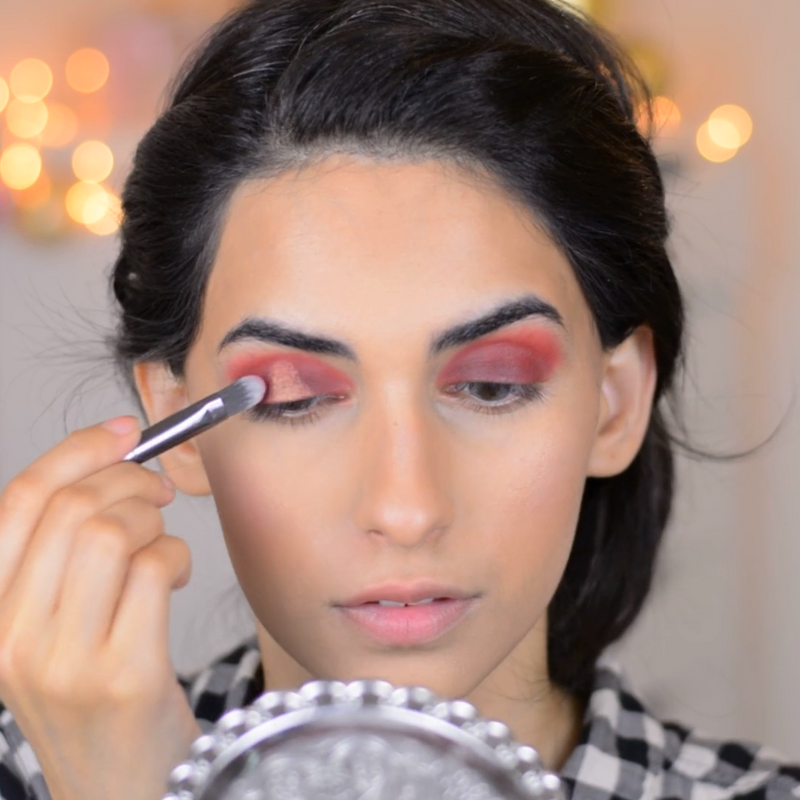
{"left": 202, "top": 454, "right": 306, "bottom": 606}
{"left": 458, "top": 405, "right": 595, "bottom": 595}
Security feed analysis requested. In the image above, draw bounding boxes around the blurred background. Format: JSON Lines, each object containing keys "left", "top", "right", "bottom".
{"left": 1, "top": 0, "right": 799, "bottom": 759}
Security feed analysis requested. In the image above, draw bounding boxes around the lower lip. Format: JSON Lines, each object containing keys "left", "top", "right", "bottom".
{"left": 338, "top": 599, "right": 474, "bottom": 646}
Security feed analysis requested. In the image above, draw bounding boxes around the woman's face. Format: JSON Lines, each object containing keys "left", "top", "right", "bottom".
{"left": 173, "top": 155, "right": 615, "bottom": 698}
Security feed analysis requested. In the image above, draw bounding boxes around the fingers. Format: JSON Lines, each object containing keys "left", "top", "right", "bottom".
{"left": 55, "top": 498, "right": 168, "bottom": 649}
{"left": 4, "top": 461, "right": 174, "bottom": 625}
{"left": 109, "top": 535, "right": 192, "bottom": 661}
{"left": 0, "top": 418, "right": 143, "bottom": 598}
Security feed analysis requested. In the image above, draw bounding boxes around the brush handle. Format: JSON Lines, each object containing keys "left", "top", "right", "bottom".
{"left": 123, "top": 396, "right": 228, "bottom": 464}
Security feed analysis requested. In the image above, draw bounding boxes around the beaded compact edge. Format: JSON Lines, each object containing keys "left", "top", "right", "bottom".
{"left": 162, "top": 679, "right": 566, "bottom": 800}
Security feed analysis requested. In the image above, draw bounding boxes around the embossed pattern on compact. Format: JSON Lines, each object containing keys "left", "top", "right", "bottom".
{"left": 162, "top": 680, "right": 565, "bottom": 800}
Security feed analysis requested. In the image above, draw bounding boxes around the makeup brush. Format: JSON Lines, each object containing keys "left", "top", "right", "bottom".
{"left": 123, "top": 376, "right": 267, "bottom": 464}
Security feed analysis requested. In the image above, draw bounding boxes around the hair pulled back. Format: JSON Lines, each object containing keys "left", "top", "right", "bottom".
{"left": 111, "top": 0, "right": 684, "bottom": 696}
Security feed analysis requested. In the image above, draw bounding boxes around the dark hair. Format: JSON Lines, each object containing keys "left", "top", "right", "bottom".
{"left": 111, "top": 0, "right": 684, "bottom": 697}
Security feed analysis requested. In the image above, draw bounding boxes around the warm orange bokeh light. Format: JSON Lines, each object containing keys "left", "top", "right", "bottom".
{"left": 65, "top": 180, "right": 109, "bottom": 224}
{"left": 696, "top": 121, "right": 738, "bottom": 163}
{"left": 0, "top": 78, "right": 9, "bottom": 114}
{"left": 707, "top": 118, "right": 740, "bottom": 150}
{"left": 708, "top": 104, "right": 753, "bottom": 149}
{"left": 9, "top": 59, "right": 53, "bottom": 103}
{"left": 6, "top": 99, "right": 49, "bottom": 138}
{"left": 0, "top": 143, "right": 42, "bottom": 190}
{"left": 40, "top": 103, "right": 79, "bottom": 148}
{"left": 72, "top": 140, "right": 114, "bottom": 182}
{"left": 651, "top": 96, "right": 682, "bottom": 135}
{"left": 86, "top": 191, "right": 122, "bottom": 236}
{"left": 636, "top": 96, "right": 681, "bottom": 138}
{"left": 66, "top": 49, "right": 110, "bottom": 94}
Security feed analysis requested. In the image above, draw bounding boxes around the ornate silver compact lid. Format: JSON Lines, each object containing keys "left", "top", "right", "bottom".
{"left": 163, "top": 679, "right": 565, "bottom": 800}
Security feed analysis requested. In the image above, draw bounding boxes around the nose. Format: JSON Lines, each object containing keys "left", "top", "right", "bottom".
{"left": 352, "top": 389, "right": 454, "bottom": 549}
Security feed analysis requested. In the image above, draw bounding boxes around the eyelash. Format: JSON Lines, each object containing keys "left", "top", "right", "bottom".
{"left": 246, "top": 382, "right": 545, "bottom": 427}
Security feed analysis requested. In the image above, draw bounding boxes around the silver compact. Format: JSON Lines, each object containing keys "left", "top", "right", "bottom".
{"left": 163, "top": 679, "right": 565, "bottom": 800}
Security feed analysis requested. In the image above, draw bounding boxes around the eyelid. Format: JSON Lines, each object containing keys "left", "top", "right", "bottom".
{"left": 435, "top": 333, "right": 562, "bottom": 388}
{"left": 224, "top": 351, "right": 356, "bottom": 400}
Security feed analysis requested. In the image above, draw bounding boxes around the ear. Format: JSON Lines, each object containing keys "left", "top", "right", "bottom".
{"left": 587, "top": 325, "right": 658, "bottom": 478}
{"left": 132, "top": 362, "right": 212, "bottom": 496}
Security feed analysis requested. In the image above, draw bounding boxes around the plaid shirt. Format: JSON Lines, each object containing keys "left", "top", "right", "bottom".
{"left": 0, "top": 639, "right": 797, "bottom": 800}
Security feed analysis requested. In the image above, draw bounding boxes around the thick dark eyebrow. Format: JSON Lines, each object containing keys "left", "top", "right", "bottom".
{"left": 217, "top": 294, "right": 564, "bottom": 361}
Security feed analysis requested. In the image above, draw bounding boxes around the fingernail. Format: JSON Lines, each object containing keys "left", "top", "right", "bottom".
{"left": 101, "top": 416, "right": 137, "bottom": 435}
{"left": 161, "top": 473, "right": 175, "bottom": 492}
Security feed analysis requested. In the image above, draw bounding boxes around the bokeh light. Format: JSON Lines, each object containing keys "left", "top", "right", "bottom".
{"left": 65, "top": 180, "right": 109, "bottom": 224}
{"left": 651, "top": 96, "right": 682, "bottom": 135}
{"left": 40, "top": 103, "right": 78, "bottom": 148}
{"left": 85, "top": 191, "right": 121, "bottom": 236}
{"left": 707, "top": 118, "right": 740, "bottom": 150}
{"left": 72, "top": 140, "right": 114, "bottom": 183}
{"left": 0, "top": 143, "right": 43, "bottom": 190}
{"left": 708, "top": 104, "right": 753, "bottom": 149}
{"left": 637, "top": 96, "right": 682, "bottom": 137}
{"left": 9, "top": 59, "right": 53, "bottom": 103}
{"left": 66, "top": 49, "right": 110, "bottom": 94}
{"left": 6, "top": 99, "right": 49, "bottom": 139}
{"left": 0, "top": 78, "right": 9, "bottom": 114}
{"left": 696, "top": 121, "right": 738, "bottom": 163}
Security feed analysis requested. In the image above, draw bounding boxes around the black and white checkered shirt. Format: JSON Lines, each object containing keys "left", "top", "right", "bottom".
{"left": 0, "top": 638, "right": 797, "bottom": 799}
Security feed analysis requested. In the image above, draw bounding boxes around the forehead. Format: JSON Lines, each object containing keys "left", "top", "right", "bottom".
{"left": 200, "top": 155, "right": 592, "bottom": 353}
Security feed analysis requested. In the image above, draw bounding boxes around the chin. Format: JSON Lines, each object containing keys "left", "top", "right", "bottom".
{"left": 308, "top": 648, "right": 489, "bottom": 700}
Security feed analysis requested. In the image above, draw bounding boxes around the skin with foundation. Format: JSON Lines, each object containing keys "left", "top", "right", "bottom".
{"left": 136, "top": 154, "right": 657, "bottom": 772}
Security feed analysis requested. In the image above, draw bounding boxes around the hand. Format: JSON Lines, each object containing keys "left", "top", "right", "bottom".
{"left": 0, "top": 417, "right": 202, "bottom": 800}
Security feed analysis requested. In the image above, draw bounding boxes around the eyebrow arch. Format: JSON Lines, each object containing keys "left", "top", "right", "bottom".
{"left": 217, "top": 294, "right": 564, "bottom": 362}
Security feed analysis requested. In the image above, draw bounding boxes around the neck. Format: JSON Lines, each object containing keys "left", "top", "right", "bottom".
{"left": 465, "top": 674, "right": 584, "bottom": 772}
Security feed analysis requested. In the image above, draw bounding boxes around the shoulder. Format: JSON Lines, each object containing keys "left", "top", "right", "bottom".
{"left": 177, "top": 637, "right": 264, "bottom": 731}
{"left": 562, "top": 657, "right": 800, "bottom": 800}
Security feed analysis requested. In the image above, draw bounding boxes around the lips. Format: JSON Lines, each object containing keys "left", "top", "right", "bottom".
{"left": 339, "top": 599, "right": 476, "bottom": 647}
{"left": 338, "top": 580, "right": 474, "bottom": 607}
{"left": 335, "top": 580, "right": 479, "bottom": 647}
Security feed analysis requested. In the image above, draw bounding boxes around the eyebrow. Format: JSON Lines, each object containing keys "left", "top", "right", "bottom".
{"left": 217, "top": 294, "right": 564, "bottom": 361}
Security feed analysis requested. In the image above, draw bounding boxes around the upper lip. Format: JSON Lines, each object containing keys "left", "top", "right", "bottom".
{"left": 338, "top": 580, "right": 476, "bottom": 607}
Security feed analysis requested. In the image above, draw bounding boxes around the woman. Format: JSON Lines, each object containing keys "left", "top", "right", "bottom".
{"left": 0, "top": 1, "right": 796, "bottom": 798}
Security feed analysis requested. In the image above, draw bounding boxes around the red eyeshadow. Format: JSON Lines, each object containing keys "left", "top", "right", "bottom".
{"left": 436, "top": 327, "right": 562, "bottom": 387}
{"left": 224, "top": 352, "right": 354, "bottom": 403}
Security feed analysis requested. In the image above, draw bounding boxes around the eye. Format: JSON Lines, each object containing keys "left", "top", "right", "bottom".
{"left": 245, "top": 382, "right": 545, "bottom": 427}
{"left": 246, "top": 394, "right": 343, "bottom": 426}
{"left": 444, "top": 381, "right": 544, "bottom": 415}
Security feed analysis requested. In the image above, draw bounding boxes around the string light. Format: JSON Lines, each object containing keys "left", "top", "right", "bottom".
{"left": 651, "top": 96, "right": 681, "bottom": 135}
{"left": 65, "top": 181, "right": 109, "bottom": 224}
{"left": 66, "top": 48, "right": 110, "bottom": 94}
{"left": 6, "top": 99, "right": 49, "bottom": 139}
{"left": 0, "top": 143, "right": 42, "bottom": 190}
{"left": 696, "top": 121, "right": 738, "bottom": 163}
{"left": 697, "top": 103, "right": 753, "bottom": 163}
{"left": 0, "top": 78, "right": 9, "bottom": 115}
{"left": 85, "top": 191, "right": 121, "bottom": 236}
{"left": 9, "top": 59, "right": 53, "bottom": 103}
{"left": 637, "top": 95, "right": 682, "bottom": 137}
{"left": 708, "top": 104, "right": 753, "bottom": 149}
{"left": 72, "top": 140, "right": 114, "bottom": 183}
